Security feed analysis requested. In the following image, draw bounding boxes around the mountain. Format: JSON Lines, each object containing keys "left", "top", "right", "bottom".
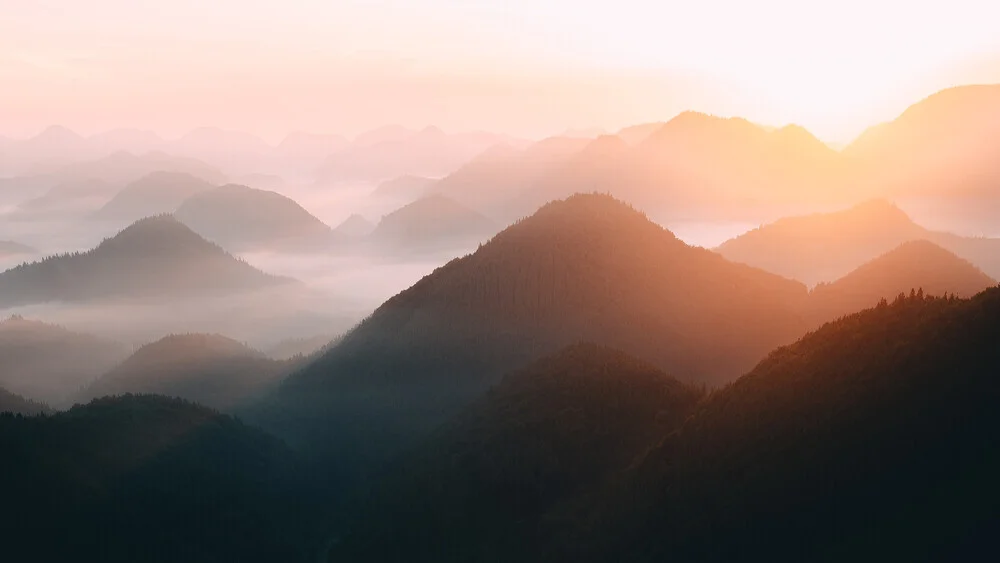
{"left": 265, "top": 334, "right": 339, "bottom": 361}
{"left": 50, "top": 150, "right": 225, "bottom": 186}
{"left": 368, "top": 194, "right": 498, "bottom": 252}
{"left": 174, "top": 184, "right": 337, "bottom": 251}
{"left": 87, "top": 128, "right": 166, "bottom": 155}
{"left": 81, "top": 334, "right": 291, "bottom": 411}
{"left": 716, "top": 200, "right": 1000, "bottom": 284}
{"left": 16, "top": 178, "right": 117, "bottom": 216}
{"left": 332, "top": 214, "right": 375, "bottom": 238}
{"left": 0, "top": 240, "right": 36, "bottom": 257}
{"left": 317, "top": 127, "right": 514, "bottom": 183}
{"left": 0, "top": 394, "right": 321, "bottom": 562}
{"left": 429, "top": 136, "right": 591, "bottom": 220}
{"left": 371, "top": 174, "right": 436, "bottom": 201}
{"left": 0, "top": 386, "right": 51, "bottom": 415}
{"left": 258, "top": 193, "right": 808, "bottom": 480}
{"left": 810, "top": 240, "right": 996, "bottom": 320}
{"left": 334, "top": 344, "right": 703, "bottom": 562}
{"left": 0, "top": 215, "right": 288, "bottom": 308}
{"left": 844, "top": 85, "right": 1000, "bottom": 231}
{"left": 335, "top": 288, "right": 1000, "bottom": 563}
{"left": 0, "top": 315, "right": 127, "bottom": 407}
{"left": 94, "top": 171, "right": 215, "bottom": 221}
{"left": 616, "top": 121, "right": 667, "bottom": 145}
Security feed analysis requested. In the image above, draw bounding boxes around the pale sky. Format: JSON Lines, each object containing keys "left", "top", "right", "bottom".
{"left": 2, "top": 0, "right": 999, "bottom": 143}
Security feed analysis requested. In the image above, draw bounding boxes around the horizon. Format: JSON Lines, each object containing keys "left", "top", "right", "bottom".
{"left": 3, "top": 1, "right": 1000, "bottom": 144}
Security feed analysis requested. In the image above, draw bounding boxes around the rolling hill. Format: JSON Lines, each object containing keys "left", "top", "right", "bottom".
{"left": 174, "top": 184, "right": 338, "bottom": 251}
{"left": 1, "top": 394, "right": 320, "bottom": 562}
{"left": 0, "top": 215, "right": 289, "bottom": 308}
{"left": 81, "top": 334, "right": 292, "bottom": 411}
{"left": 333, "top": 288, "right": 1000, "bottom": 563}
{"left": 0, "top": 385, "right": 51, "bottom": 415}
{"left": 371, "top": 174, "right": 436, "bottom": 201}
{"left": 809, "top": 240, "right": 996, "bottom": 320}
{"left": 0, "top": 315, "right": 127, "bottom": 407}
{"left": 368, "top": 194, "right": 498, "bottom": 253}
{"left": 94, "top": 171, "right": 215, "bottom": 221}
{"left": 257, "top": 193, "right": 808, "bottom": 481}
{"left": 332, "top": 214, "right": 375, "bottom": 239}
{"left": 716, "top": 199, "right": 1000, "bottom": 284}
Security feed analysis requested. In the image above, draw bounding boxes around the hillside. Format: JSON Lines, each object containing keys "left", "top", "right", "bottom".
{"left": 0, "top": 386, "right": 51, "bottom": 415}
{"left": 258, "top": 193, "right": 808, "bottom": 481}
{"left": 335, "top": 288, "right": 1000, "bottom": 563}
{"left": 94, "top": 171, "right": 214, "bottom": 221}
{"left": 82, "top": 334, "right": 291, "bottom": 411}
{"left": 810, "top": 240, "right": 996, "bottom": 320}
{"left": 332, "top": 214, "right": 375, "bottom": 238}
{"left": 174, "top": 184, "right": 337, "bottom": 251}
{"left": 15, "top": 178, "right": 117, "bottom": 216}
{"left": 368, "top": 194, "right": 498, "bottom": 252}
{"left": 371, "top": 174, "right": 436, "bottom": 201}
{"left": 0, "top": 315, "right": 127, "bottom": 406}
{"left": 334, "top": 344, "right": 702, "bottom": 562}
{"left": 716, "top": 200, "right": 1000, "bottom": 283}
{"left": 0, "top": 395, "right": 320, "bottom": 562}
{"left": 0, "top": 215, "right": 288, "bottom": 308}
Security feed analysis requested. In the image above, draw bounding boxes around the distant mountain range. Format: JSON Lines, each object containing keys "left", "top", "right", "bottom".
{"left": 332, "top": 214, "right": 376, "bottom": 239}
{"left": 0, "top": 385, "right": 51, "bottom": 416}
{"left": 0, "top": 215, "right": 289, "bottom": 308}
{"left": 716, "top": 199, "right": 1000, "bottom": 284}
{"left": 371, "top": 174, "right": 436, "bottom": 202}
{"left": 174, "top": 184, "right": 339, "bottom": 252}
{"left": 0, "top": 240, "right": 36, "bottom": 257}
{"left": 0, "top": 315, "right": 127, "bottom": 407}
{"left": 81, "top": 334, "right": 293, "bottom": 411}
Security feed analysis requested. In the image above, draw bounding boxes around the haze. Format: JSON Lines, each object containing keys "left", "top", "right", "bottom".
{"left": 3, "top": 0, "right": 1000, "bottom": 142}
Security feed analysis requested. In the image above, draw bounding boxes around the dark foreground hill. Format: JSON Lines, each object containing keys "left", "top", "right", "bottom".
{"left": 0, "top": 395, "right": 322, "bottom": 563}
{"left": 255, "top": 193, "right": 808, "bottom": 480}
{"left": 81, "top": 334, "right": 293, "bottom": 411}
{"left": 0, "top": 315, "right": 127, "bottom": 406}
{"left": 334, "top": 344, "right": 703, "bottom": 562}
{"left": 174, "top": 184, "right": 338, "bottom": 251}
{"left": 332, "top": 288, "right": 1000, "bottom": 563}
{"left": 0, "top": 215, "right": 288, "bottom": 308}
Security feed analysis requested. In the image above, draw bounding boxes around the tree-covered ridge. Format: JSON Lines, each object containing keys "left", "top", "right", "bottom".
{"left": 0, "top": 385, "right": 51, "bottom": 416}
{"left": 0, "top": 214, "right": 289, "bottom": 308}
{"left": 576, "top": 288, "right": 1000, "bottom": 563}
{"left": 333, "top": 343, "right": 703, "bottom": 562}
{"left": 0, "top": 394, "right": 321, "bottom": 562}
{"left": 332, "top": 288, "right": 1000, "bottom": 563}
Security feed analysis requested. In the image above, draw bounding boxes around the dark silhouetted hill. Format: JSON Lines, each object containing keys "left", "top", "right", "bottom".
{"left": 716, "top": 200, "right": 1000, "bottom": 283}
{"left": 81, "top": 334, "right": 292, "bottom": 411}
{"left": 368, "top": 194, "right": 498, "bottom": 252}
{"left": 174, "top": 184, "right": 338, "bottom": 251}
{"left": 0, "top": 385, "right": 51, "bottom": 415}
{"left": 0, "top": 394, "right": 320, "bottom": 562}
{"left": 0, "top": 215, "right": 288, "bottom": 308}
{"left": 94, "top": 171, "right": 215, "bottom": 221}
{"left": 0, "top": 315, "right": 127, "bottom": 407}
{"left": 335, "top": 289, "right": 1000, "bottom": 563}
{"left": 810, "top": 240, "right": 996, "bottom": 320}
{"left": 257, "top": 193, "right": 807, "bottom": 483}
{"left": 334, "top": 344, "right": 702, "bottom": 562}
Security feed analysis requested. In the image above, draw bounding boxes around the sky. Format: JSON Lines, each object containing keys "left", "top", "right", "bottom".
{"left": 2, "top": 0, "right": 999, "bottom": 143}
